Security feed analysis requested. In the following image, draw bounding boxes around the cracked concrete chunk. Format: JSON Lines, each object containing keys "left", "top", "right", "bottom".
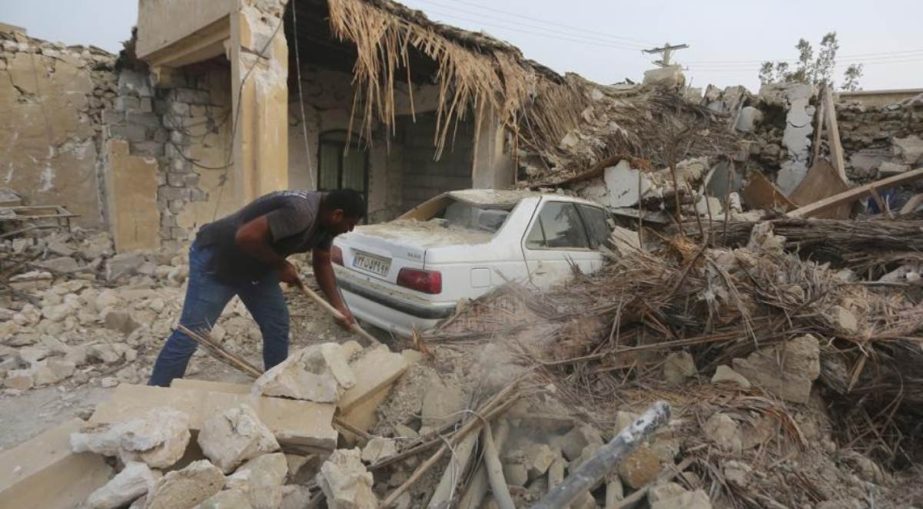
{"left": 144, "top": 460, "right": 225, "bottom": 509}
{"left": 316, "top": 448, "right": 377, "bottom": 509}
{"left": 557, "top": 424, "right": 604, "bottom": 461}
{"left": 226, "top": 453, "right": 288, "bottom": 509}
{"left": 360, "top": 437, "right": 397, "bottom": 464}
{"left": 732, "top": 334, "right": 820, "bottom": 403}
{"left": 663, "top": 351, "right": 697, "bottom": 385}
{"left": 420, "top": 375, "right": 464, "bottom": 432}
{"left": 71, "top": 407, "right": 191, "bottom": 469}
{"left": 703, "top": 412, "right": 742, "bottom": 453}
{"left": 711, "top": 365, "right": 751, "bottom": 389}
{"left": 84, "top": 462, "right": 160, "bottom": 509}
{"left": 253, "top": 343, "right": 355, "bottom": 403}
{"left": 893, "top": 135, "right": 923, "bottom": 165}
{"left": 198, "top": 404, "right": 280, "bottom": 474}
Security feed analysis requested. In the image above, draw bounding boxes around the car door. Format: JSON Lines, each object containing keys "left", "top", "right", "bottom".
{"left": 521, "top": 200, "right": 608, "bottom": 288}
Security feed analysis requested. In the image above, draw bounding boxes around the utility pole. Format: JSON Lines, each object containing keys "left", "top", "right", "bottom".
{"left": 642, "top": 42, "right": 689, "bottom": 67}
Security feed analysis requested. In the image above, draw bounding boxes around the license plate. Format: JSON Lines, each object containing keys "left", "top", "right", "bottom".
{"left": 353, "top": 251, "right": 391, "bottom": 276}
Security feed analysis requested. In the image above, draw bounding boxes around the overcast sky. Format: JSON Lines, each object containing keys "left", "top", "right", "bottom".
{"left": 2, "top": 0, "right": 921, "bottom": 92}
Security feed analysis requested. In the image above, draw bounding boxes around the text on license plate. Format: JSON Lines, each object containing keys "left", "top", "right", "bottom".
{"left": 353, "top": 252, "right": 391, "bottom": 276}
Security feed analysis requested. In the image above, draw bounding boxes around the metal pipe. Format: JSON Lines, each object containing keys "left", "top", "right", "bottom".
{"left": 529, "top": 401, "right": 672, "bottom": 509}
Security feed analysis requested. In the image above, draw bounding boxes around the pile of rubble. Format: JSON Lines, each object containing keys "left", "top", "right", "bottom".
{"left": 0, "top": 229, "right": 273, "bottom": 393}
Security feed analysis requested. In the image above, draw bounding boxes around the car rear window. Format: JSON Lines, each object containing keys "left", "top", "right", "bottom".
{"left": 438, "top": 201, "right": 511, "bottom": 234}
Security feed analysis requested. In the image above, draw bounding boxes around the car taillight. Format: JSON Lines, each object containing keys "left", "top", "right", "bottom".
{"left": 397, "top": 268, "right": 442, "bottom": 294}
{"left": 331, "top": 245, "right": 343, "bottom": 266}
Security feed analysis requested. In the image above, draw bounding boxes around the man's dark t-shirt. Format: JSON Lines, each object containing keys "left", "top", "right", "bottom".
{"left": 195, "top": 190, "right": 333, "bottom": 282}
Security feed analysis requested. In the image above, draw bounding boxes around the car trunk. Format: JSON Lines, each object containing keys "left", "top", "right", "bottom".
{"left": 336, "top": 220, "right": 494, "bottom": 284}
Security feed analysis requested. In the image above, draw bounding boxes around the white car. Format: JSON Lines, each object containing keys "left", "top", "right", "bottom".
{"left": 331, "top": 190, "right": 611, "bottom": 337}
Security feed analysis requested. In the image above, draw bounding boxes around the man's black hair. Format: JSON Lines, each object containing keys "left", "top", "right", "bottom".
{"left": 323, "top": 188, "right": 366, "bottom": 218}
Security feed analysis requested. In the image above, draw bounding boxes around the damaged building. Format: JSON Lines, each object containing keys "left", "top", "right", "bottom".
{"left": 3, "top": 1, "right": 923, "bottom": 509}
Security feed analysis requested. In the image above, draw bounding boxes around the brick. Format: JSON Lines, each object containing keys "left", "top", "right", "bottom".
{"left": 173, "top": 88, "right": 211, "bottom": 104}
{"left": 91, "top": 383, "right": 338, "bottom": 453}
{"left": 0, "top": 419, "right": 113, "bottom": 509}
{"left": 139, "top": 97, "right": 153, "bottom": 112}
{"left": 126, "top": 112, "right": 163, "bottom": 129}
{"left": 114, "top": 96, "right": 140, "bottom": 112}
{"left": 107, "top": 124, "right": 148, "bottom": 142}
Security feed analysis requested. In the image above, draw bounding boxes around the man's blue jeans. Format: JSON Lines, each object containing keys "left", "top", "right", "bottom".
{"left": 148, "top": 243, "right": 289, "bottom": 387}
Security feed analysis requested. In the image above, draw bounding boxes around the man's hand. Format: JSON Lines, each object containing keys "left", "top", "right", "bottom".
{"left": 334, "top": 305, "right": 355, "bottom": 330}
{"left": 277, "top": 260, "right": 302, "bottom": 287}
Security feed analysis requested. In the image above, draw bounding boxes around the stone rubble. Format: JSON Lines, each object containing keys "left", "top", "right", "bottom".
{"left": 83, "top": 462, "right": 161, "bottom": 509}
{"left": 144, "top": 460, "right": 226, "bottom": 509}
{"left": 197, "top": 404, "right": 280, "bottom": 474}
{"left": 225, "top": 452, "right": 288, "bottom": 509}
{"left": 316, "top": 448, "right": 378, "bottom": 509}
{"left": 70, "top": 407, "right": 191, "bottom": 469}
{"left": 252, "top": 343, "right": 355, "bottom": 403}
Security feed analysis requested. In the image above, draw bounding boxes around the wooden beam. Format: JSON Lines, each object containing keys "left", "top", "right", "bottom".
{"left": 810, "top": 88, "right": 826, "bottom": 167}
{"left": 789, "top": 167, "right": 923, "bottom": 218}
{"left": 823, "top": 87, "right": 847, "bottom": 182}
{"left": 899, "top": 193, "right": 923, "bottom": 216}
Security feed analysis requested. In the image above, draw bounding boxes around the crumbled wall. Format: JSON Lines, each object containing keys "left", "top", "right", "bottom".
{"left": 0, "top": 30, "right": 116, "bottom": 227}
{"left": 838, "top": 98, "right": 923, "bottom": 180}
{"left": 398, "top": 113, "right": 474, "bottom": 211}
{"left": 104, "top": 62, "right": 233, "bottom": 251}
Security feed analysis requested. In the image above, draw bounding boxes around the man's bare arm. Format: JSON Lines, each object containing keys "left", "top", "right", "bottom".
{"left": 235, "top": 215, "right": 300, "bottom": 284}
{"left": 313, "top": 249, "right": 354, "bottom": 328}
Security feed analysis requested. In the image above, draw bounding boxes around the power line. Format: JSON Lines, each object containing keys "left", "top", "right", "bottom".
{"left": 409, "top": 0, "right": 654, "bottom": 47}
{"left": 415, "top": 7, "right": 650, "bottom": 51}
{"left": 686, "top": 48, "right": 923, "bottom": 66}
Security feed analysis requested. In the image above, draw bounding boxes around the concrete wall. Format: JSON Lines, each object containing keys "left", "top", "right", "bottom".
{"left": 398, "top": 113, "right": 474, "bottom": 211}
{"left": 136, "top": 0, "right": 234, "bottom": 58}
{"left": 0, "top": 31, "right": 117, "bottom": 227}
{"left": 839, "top": 89, "right": 923, "bottom": 110}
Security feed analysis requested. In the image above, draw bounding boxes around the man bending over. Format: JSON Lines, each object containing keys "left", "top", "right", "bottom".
{"left": 148, "top": 189, "right": 364, "bottom": 387}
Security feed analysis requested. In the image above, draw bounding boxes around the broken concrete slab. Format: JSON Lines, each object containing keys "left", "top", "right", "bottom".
{"left": 252, "top": 343, "right": 354, "bottom": 403}
{"left": 731, "top": 334, "right": 820, "bottom": 404}
{"left": 198, "top": 404, "right": 280, "bottom": 474}
{"left": 71, "top": 407, "right": 191, "bottom": 469}
{"left": 338, "top": 347, "right": 412, "bottom": 413}
{"left": 91, "top": 383, "right": 337, "bottom": 453}
{"left": 144, "top": 460, "right": 225, "bottom": 509}
{"left": 316, "top": 448, "right": 377, "bottom": 509}
{"left": 0, "top": 419, "right": 113, "bottom": 509}
{"left": 523, "top": 443, "right": 558, "bottom": 480}
{"left": 279, "top": 485, "right": 312, "bottom": 509}
{"left": 83, "top": 462, "right": 160, "bottom": 509}
{"left": 225, "top": 453, "right": 288, "bottom": 509}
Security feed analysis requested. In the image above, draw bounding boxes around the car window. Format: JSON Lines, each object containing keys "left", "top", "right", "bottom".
{"left": 577, "top": 204, "right": 610, "bottom": 249}
{"left": 525, "top": 202, "right": 590, "bottom": 249}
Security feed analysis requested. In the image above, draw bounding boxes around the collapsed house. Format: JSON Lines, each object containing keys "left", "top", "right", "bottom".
{"left": 2, "top": 0, "right": 923, "bottom": 508}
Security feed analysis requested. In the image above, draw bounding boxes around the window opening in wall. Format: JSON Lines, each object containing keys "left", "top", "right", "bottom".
{"left": 317, "top": 130, "right": 369, "bottom": 218}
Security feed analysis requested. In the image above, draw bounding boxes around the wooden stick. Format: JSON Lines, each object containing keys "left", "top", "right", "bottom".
{"left": 459, "top": 420, "right": 510, "bottom": 509}
{"left": 482, "top": 421, "right": 515, "bottom": 509}
{"left": 178, "top": 324, "right": 262, "bottom": 378}
{"left": 296, "top": 281, "right": 380, "bottom": 346}
{"left": 788, "top": 167, "right": 923, "bottom": 218}
{"left": 427, "top": 428, "right": 480, "bottom": 508}
{"left": 823, "top": 86, "right": 847, "bottom": 182}
{"left": 381, "top": 383, "right": 520, "bottom": 507}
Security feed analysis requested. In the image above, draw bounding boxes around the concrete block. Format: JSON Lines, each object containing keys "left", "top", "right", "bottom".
{"left": 338, "top": 347, "right": 411, "bottom": 413}
{"left": 91, "top": 383, "right": 337, "bottom": 453}
{"left": 0, "top": 419, "right": 113, "bottom": 509}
